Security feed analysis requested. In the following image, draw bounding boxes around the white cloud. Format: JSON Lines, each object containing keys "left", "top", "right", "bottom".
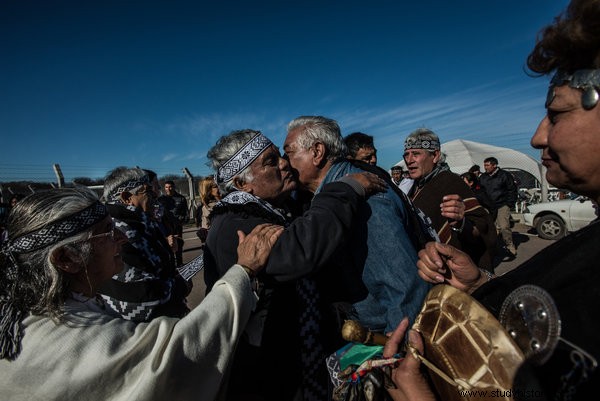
{"left": 329, "top": 78, "right": 548, "bottom": 165}
{"left": 154, "top": 78, "right": 549, "bottom": 171}
{"left": 162, "top": 153, "right": 178, "bottom": 162}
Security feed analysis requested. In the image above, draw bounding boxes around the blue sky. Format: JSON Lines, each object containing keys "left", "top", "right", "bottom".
{"left": 1, "top": 0, "right": 568, "bottom": 182}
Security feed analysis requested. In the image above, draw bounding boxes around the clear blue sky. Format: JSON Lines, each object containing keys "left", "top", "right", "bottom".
{"left": 1, "top": 0, "right": 568, "bottom": 182}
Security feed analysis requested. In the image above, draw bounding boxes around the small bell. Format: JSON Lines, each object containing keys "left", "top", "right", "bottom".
{"left": 581, "top": 87, "right": 599, "bottom": 110}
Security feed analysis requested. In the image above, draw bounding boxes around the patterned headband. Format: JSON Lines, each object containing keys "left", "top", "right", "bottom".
{"left": 107, "top": 176, "right": 150, "bottom": 202}
{"left": 216, "top": 132, "right": 273, "bottom": 184}
{"left": 2, "top": 201, "right": 108, "bottom": 254}
{"left": 547, "top": 69, "right": 600, "bottom": 110}
{"left": 404, "top": 137, "right": 441, "bottom": 151}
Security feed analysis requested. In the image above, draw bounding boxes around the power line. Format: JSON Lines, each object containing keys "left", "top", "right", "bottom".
{"left": 0, "top": 163, "right": 207, "bottom": 183}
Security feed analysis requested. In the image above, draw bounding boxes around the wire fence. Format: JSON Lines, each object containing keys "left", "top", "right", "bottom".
{"left": 0, "top": 163, "right": 210, "bottom": 223}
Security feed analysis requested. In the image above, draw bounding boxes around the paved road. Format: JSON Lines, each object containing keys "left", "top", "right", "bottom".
{"left": 492, "top": 222, "right": 555, "bottom": 275}
{"left": 180, "top": 227, "right": 206, "bottom": 309}
{"left": 181, "top": 221, "right": 556, "bottom": 308}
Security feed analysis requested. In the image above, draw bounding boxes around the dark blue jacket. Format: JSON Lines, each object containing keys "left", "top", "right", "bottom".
{"left": 480, "top": 168, "right": 518, "bottom": 209}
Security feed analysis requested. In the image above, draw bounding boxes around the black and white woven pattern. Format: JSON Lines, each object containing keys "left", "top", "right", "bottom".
{"left": 216, "top": 132, "right": 272, "bottom": 183}
{"left": 177, "top": 254, "right": 204, "bottom": 281}
{"left": 404, "top": 137, "right": 440, "bottom": 150}
{"left": 325, "top": 349, "right": 345, "bottom": 389}
{"left": 5, "top": 202, "right": 107, "bottom": 254}
{"left": 216, "top": 191, "right": 288, "bottom": 222}
{"left": 107, "top": 177, "right": 149, "bottom": 202}
{"left": 100, "top": 205, "right": 180, "bottom": 321}
{"left": 297, "top": 277, "right": 329, "bottom": 401}
{"left": 101, "top": 283, "right": 169, "bottom": 321}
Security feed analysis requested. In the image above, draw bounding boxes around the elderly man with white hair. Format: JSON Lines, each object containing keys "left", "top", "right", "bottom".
{"left": 203, "top": 129, "right": 385, "bottom": 401}
{"left": 283, "top": 116, "right": 434, "bottom": 335}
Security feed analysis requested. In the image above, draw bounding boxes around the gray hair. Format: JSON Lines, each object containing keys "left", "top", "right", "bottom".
{"left": 1, "top": 188, "right": 98, "bottom": 321}
{"left": 206, "top": 129, "right": 259, "bottom": 194}
{"left": 102, "top": 167, "right": 148, "bottom": 202}
{"left": 287, "top": 116, "right": 347, "bottom": 161}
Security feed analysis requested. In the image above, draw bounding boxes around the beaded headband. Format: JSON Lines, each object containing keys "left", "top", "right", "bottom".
{"left": 2, "top": 201, "right": 108, "bottom": 254}
{"left": 546, "top": 69, "right": 600, "bottom": 110}
{"left": 107, "top": 176, "right": 150, "bottom": 202}
{"left": 216, "top": 132, "right": 273, "bottom": 184}
{"left": 404, "top": 137, "right": 441, "bottom": 151}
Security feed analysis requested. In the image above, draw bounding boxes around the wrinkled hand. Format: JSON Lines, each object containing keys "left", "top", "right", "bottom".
{"left": 440, "top": 194, "right": 465, "bottom": 225}
{"left": 166, "top": 235, "right": 179, "bottom": 252}
{"left": 417, "top": 242, "right": 484, "bottom": 293}
{"left": 236, "top": 224, "right": 284, "bottom": 275}
{"left": 347, "top": 172, "right": 388, "bottom": 195}
{"left": 383, "top": 318, "right": 436, "bottom": 401}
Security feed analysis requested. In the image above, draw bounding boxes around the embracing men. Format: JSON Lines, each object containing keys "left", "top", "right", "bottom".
{"left": 203, "top": 119, "right": 430, "bottom": 401}
{"left": 283, "top": 116, "right": 432, "bottom": 333}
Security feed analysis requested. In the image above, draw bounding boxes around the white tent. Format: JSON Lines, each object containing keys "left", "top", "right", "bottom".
{"left": 394, "top": 139, "right": 547, "bottom": 191}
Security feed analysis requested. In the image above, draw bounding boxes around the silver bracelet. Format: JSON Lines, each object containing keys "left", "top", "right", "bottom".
{"left": 451, "top": 218, "right": 466, "bottom": 233}
{"left": 478, "top": 268, "right": 495, "bottom": 282}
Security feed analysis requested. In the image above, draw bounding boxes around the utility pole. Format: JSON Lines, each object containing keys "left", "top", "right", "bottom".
{"left": 539, "top": 162, "right": 548, "bottom": 203}
{"left": 182, "top": 167, "right": 196, "bottom": 223}
{"left": 53, "top": 164, "right": 65, "bottom": 188}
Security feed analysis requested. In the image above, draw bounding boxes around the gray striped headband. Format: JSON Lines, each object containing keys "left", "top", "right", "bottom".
{"left": 3, "top": 201, "right": 108, "bottom": 254}
{"left": 216, "top": 132, "right": 273, "bottom": 184}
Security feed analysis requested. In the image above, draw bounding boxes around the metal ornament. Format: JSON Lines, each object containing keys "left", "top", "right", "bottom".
{"left": 499, "top": 285, "right": 561, "bottom": 365}
{"left": 548, "top": 69, "right": 600, "bottom": 110}
{"left": 582, "top": 86, "right": 600, "bottom": 110}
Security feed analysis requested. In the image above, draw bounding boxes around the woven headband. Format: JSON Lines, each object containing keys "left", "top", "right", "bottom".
{"left": 547, "top": 69, "right": 600, "bottom": 110}
{"left": 404, "top": 137, "right": 440, "bottom": 151}
{"left": 216, "top": 132, "right": 273, "bottom": 184}
{"left": 107, "top": 176, "right": 150, "bottom": 202}
{"left": 3, "top": 201, "right": 108, "bottom": 254}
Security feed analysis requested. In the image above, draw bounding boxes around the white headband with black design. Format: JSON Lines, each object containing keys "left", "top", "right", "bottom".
{"left": 404, "top": 137, "right": 440, "bottom": 151}
{"left": 216, "top": 132, "right": 273, "bottom": 184}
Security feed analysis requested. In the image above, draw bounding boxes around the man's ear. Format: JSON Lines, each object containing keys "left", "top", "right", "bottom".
{"left": 312, "top": 142, "right": 328, "bottom": 167}
{"left": 233, "top": 176, "right": 252, "bottom": 194}
{"left": 432, "top": 150, "right": 441, "bottom": 164}
{"left": 120, "top": 191, "right": 134, "bottom": 205}
{"left": 50, "top": 246, "right": 83, "bottom": 273}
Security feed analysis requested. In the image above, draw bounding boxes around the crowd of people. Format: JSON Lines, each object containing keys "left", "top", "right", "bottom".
{"left": 1, "top": 0, "right": 599, "bottom": 400}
